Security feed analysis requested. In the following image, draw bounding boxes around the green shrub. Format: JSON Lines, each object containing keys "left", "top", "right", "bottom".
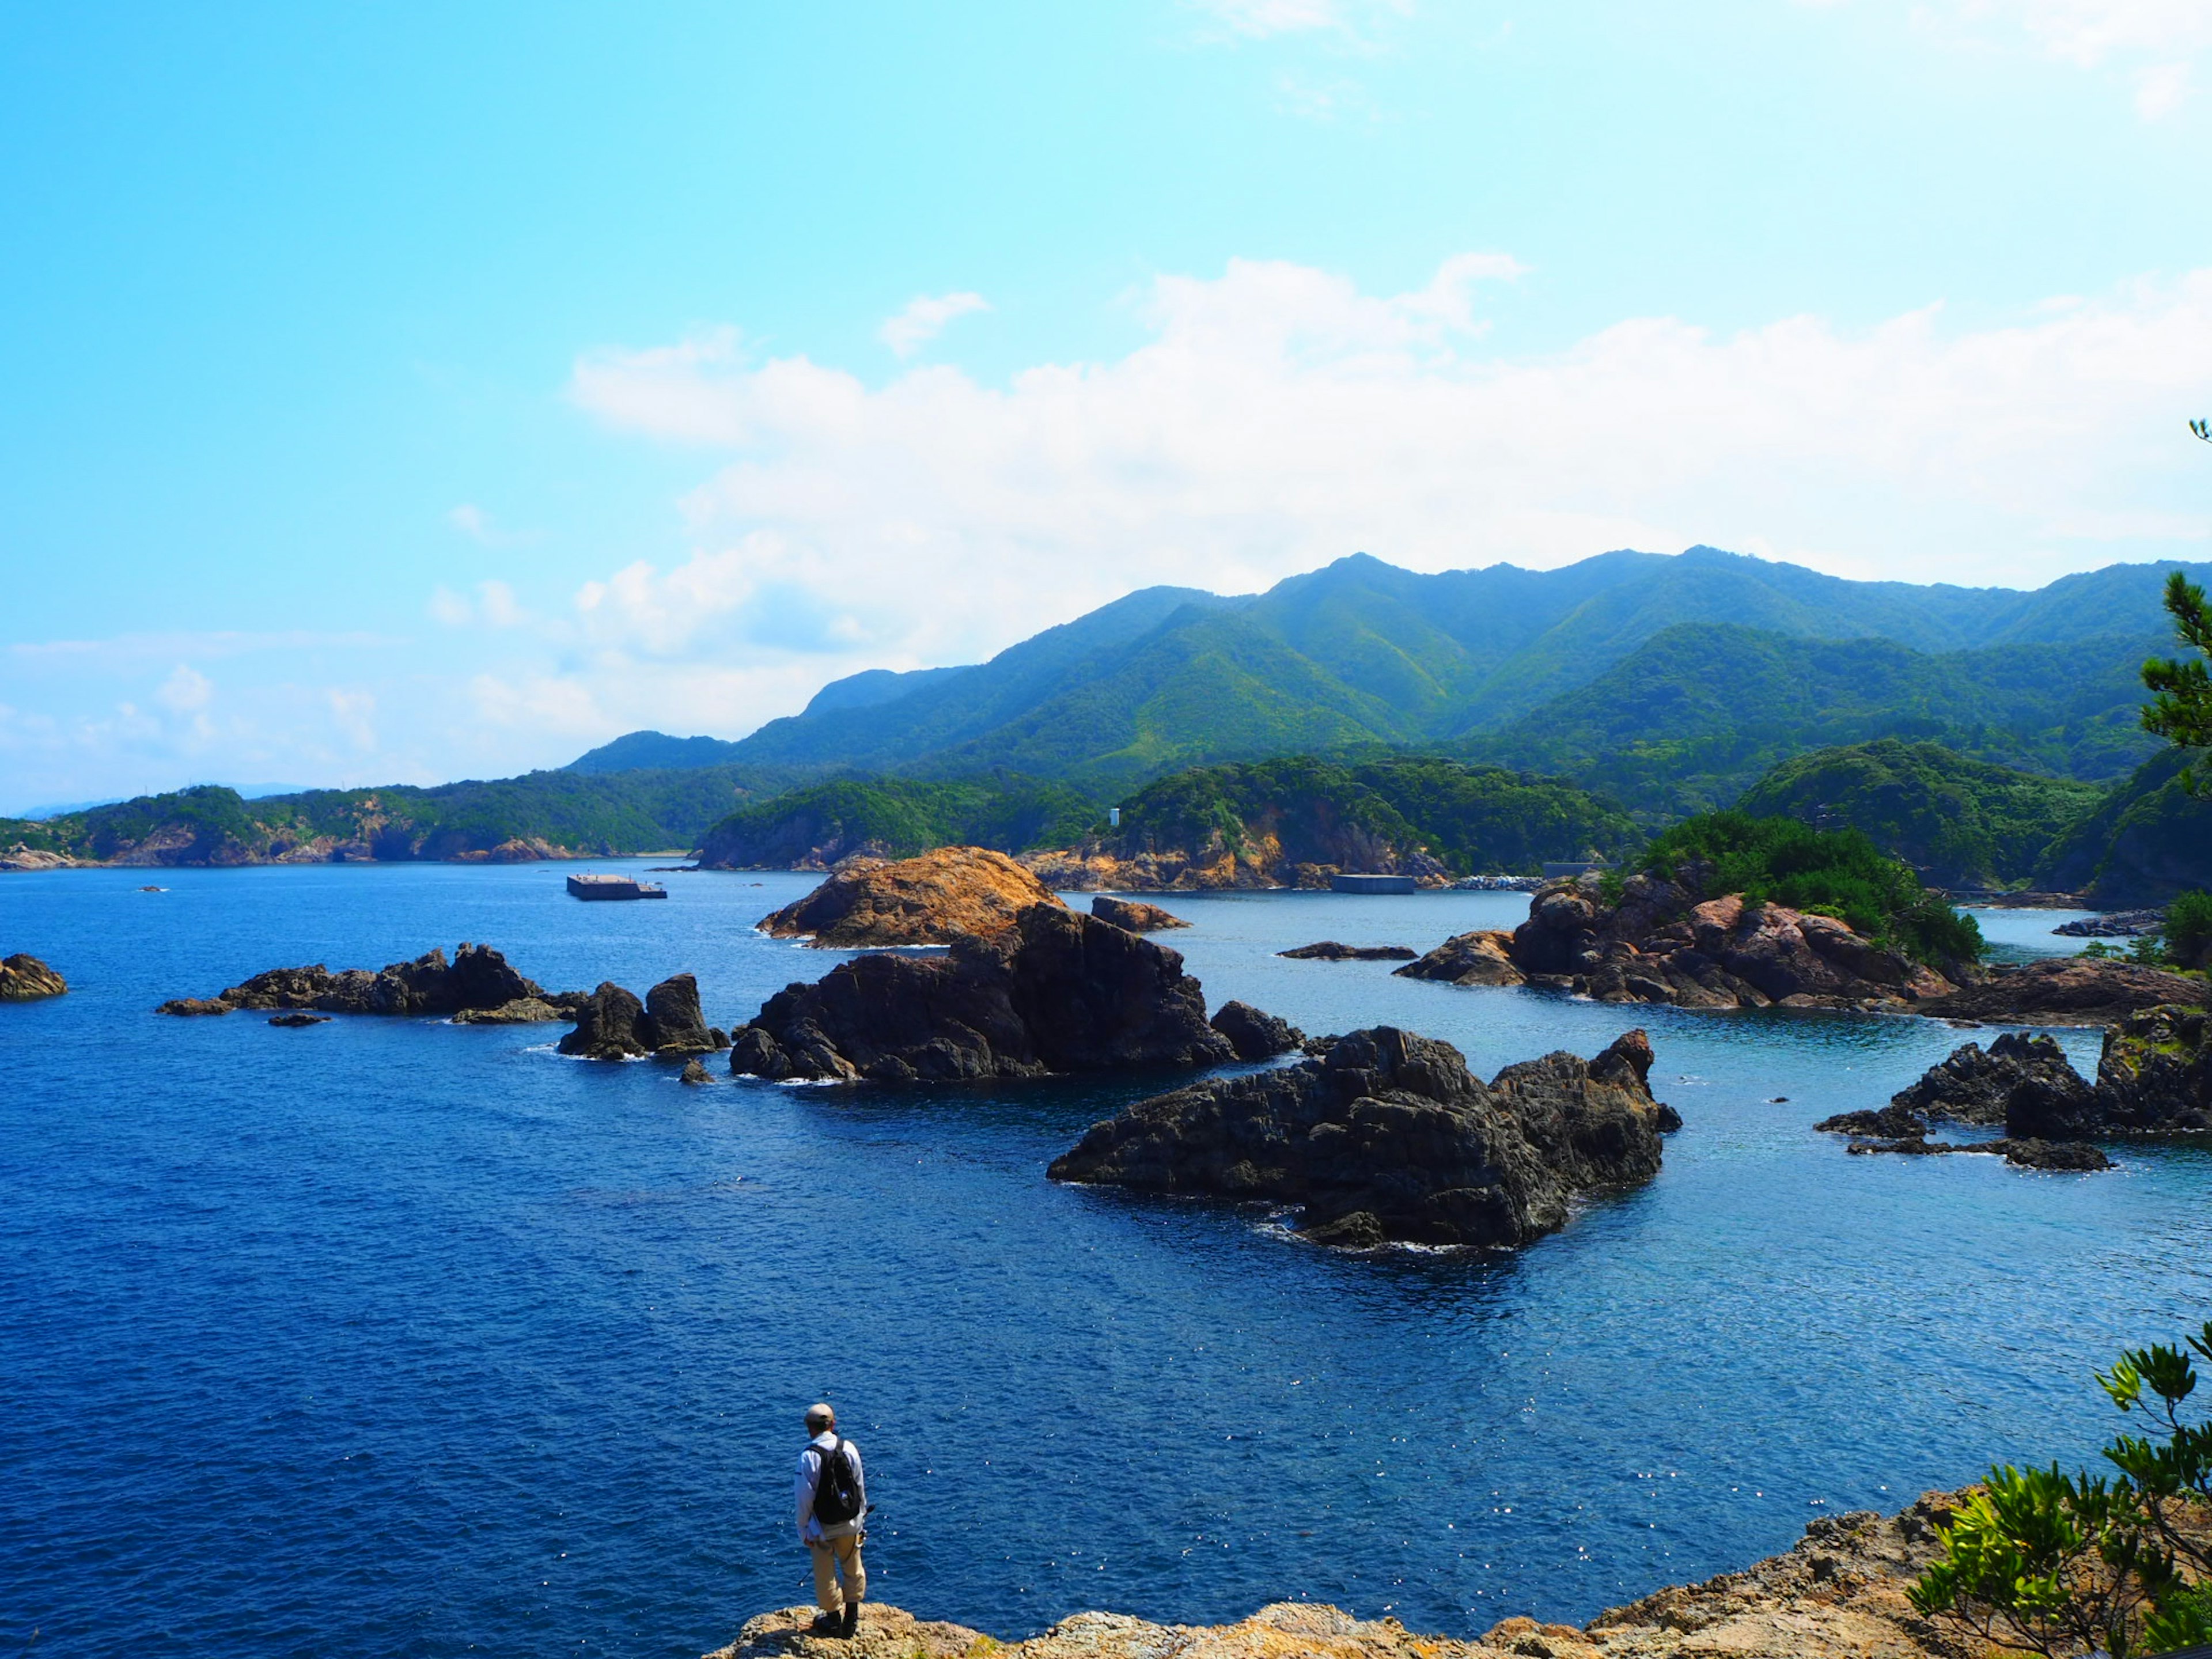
{"left": 2166, "top": 889, "right": 2212, "bottom": 971}
{"left": 1634, "top": 809, "right": 1982, "bottom": 966}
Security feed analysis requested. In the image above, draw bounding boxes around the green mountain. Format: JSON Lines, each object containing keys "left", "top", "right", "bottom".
{"left": 1467, "top": 624, "right": 2164, "bottom": 819}
{"left": 2039, "top": 749, "right": 2212, "bottom": 905}
{"left": 570, "top": 548, "right": 2209, "bottom": 797}
{"left": 1734, "top": 740, "right": 2104, "bottom": 888}
{"left": 695, "top": 775, "right": 1100, "bottom": 869}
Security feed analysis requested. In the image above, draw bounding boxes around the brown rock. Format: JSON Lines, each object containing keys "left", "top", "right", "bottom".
{"left": 451, "top": 998, "right": 567, "bottom": 1024}
{"left": 759, "top": 846, "right": 1066, "bottom": 948}
{"left": 267, "top": 1012, "right": 331, "bottom": 1027}
{"left": 1279, "top": 941, "right": 1418, "bottom": 961}
{"left": 0, "top": 953, "right": 67, "bottom": 1001}
{"left": 679, "top": 1059, "right": 711, "bottom": 1085}
{"left": 645, "top": 972, "right": 725, "bottom": 1056}
{"left": 1089, "top": 895, "right": 1191, "bottom": 931}
{"left": 157, "top": 997, "right": 234, "bottom": 1016}
{"left": 1918, "top": 957, "right": 2205, "bottom": 1027}
{"left": 1395, "top": 930, "right": 1527, "bottom": 987}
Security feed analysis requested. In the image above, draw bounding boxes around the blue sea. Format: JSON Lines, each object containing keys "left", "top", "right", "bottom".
{"left": 3, "top": 865, "right": 2207, "bottom": 1656}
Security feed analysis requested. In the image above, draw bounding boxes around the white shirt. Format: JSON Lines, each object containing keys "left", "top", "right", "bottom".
{"left": 795, "top": 1431, "right": 866, "bottom": 1543}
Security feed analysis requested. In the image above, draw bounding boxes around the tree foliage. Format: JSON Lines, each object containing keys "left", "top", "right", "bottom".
{"left": 2143, "top": 569, "right": 2212, "bottom": 796}
{"left": 1630, "top": 809, "right": 1983, "bottom": 967}
{"left": 1912, "top": 1319, "right": 2212, "bottom": 1658}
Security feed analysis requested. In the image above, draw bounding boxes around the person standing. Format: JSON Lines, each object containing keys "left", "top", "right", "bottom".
{"left": 795, "top": 1402, "right": 867, "bottom": 1638}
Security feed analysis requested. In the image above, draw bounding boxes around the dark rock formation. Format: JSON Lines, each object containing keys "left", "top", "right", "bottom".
{"left": 1047, "top": 1026, "right": 1674, "bottom": 1249}
{"left": 1393, "top": 930, "right": 1526, "bottom": 987}
{"left": 2081, "top": 1004, "right": 2212, "bottom": 1134}
{"left": 1916, "top": 956, "right": 2203, "bottom": 1027}
{"left": 1208, "top": 999, "right": 1302, "bottom": 1061}
{"left": 267, "top": 1012, "right": 331, "bottom": 1027}
{"left": 2054, "top": 908, "right": 2165, "bottom": 938}
{"left": 1506, "top": 877, "right": 1958, "bottom": 1010}
{"left": 643, "top": 972, "right": 725, "bottom": 1056}
{"left": 1814, "top": 1103, "right": 1929, "bottom": 1138}
{"left": 1890, "top": 1031, "right": 2091, "bottom": 1127}
{"left": 757, "top": 846, "right": 1066, "bottom": 948}
{"left": 157, "top": 943, "right": 574, "bottom": 1018}
{"left": 558, "top": 983, "right": 652, "bottom": 1060}
{"left": 1277, "top": 941, "right": 1416, "bottom": 961}
{"left": 451, "top": 998, "right": 567, "bottom": 1024}
{"left": 1090, "top": 896, "right": 1190, "bottom": 932}
{"left": 157, "top": 997, "right": 233, "bottom": 1017}
{"left": 1844, "top": 1134, "right": 2113, "bottom": 1171}
{"left": 0, "top": 953, "right": 67, "bottom": 1001}
{"left": 730, "top": 904, "right": 1245, "bottom": 1084}
{"left": 680, "top": 1059, "right": 711, "bottom": 1086}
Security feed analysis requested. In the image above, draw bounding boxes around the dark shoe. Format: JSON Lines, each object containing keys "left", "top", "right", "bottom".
{"left": 808, "top": 1611, "right": 844, "bottom": 1637}
{"left": 840, "top": 1603, "right": 861, "bottom": 1638}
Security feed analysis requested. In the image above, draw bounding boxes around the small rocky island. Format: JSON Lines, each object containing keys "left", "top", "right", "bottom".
{"left": 730, "top": 904, "right": 1294, "bottom": 1082}
{"left": 756, "top": 846, "right": 1065, "bottom": 947}
{"left": 1048, "top": 1026, "right": 1676, "bottom": 1249}
{"left": 1, "top": 952, "right": 67, "bottom": 1001}
{"left": 1279, "top": 941, "right": 1416, "bottom": 961}
{"left": 1088, "top": 895, "right": 1188, "bottom": 932}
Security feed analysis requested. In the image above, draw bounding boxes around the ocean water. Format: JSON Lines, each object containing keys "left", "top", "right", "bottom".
{"left": 3, "top": 865, "right": 2207, "bottom": 1656}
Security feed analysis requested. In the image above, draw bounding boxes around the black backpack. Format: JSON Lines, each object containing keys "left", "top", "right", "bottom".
{"left": 812, "top": 1437, "right": 861, "bottom": 1526}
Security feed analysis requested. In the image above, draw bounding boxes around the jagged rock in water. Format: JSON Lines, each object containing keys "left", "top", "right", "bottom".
{"left": 1278, "top": 941, "right": 1417, "bottom": 961}
{"left": 756, "top": 846, "right": 1066, "bottom": 947}
{"left": 679, "top": 1059, "right": 712, "bottom": 1086}
{"left": 558, "top": 983, "right": 652, "bottom": 1060}
{"left": 2089, "top": 1004, "right": 2212, "bottom": 1134}
{"left": 1844, "top": 1134, "right": 2113, "bottom": 1171}
{"left": 1916, "top": 956, "right": 2203, "bottom": 1026}
{"left": 158, "top": 943, "right": 568, "bottom": 1018}
{"left": 730, "top": 905, "right": 1240, "bottom": 1084}
{"left": 1089, "top": 896, "right": 1190, "bottom": 932}
{"left": 267, "top": 1012, "right": 331, "bottom": 1027}
{"left": 452, "top": 998, "right": 567, "bottom": 1024}
{"left": 1393, "top": 930, "right": 1526, "bottom": 987}
{"left": 1814, "top": 1103, "right": 1929, "bottom": 1138}
{"left": 1047, "top": 1026, "right": 1673, "bottom": 1249}
{"left": 645, "top": 972, "right": 725, "bottom": 1056}
{"left": 0, "top": 953, "right": 67, "bottom": 1001}
{"left": 1508, "top": 878, "right": 1959, "bottom": 1011}
{"left": 1208, "top": 999, "right": 1302, "bottom": 1061}
{"left": 1890, "top": 1031, "right": 2088, "bottom": 1127}
{"left": 157, "top": 997, "right": 233, "bottom": 1017}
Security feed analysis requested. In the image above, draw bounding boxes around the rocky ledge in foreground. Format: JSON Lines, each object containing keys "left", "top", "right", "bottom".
{"left": 1403, "top": 876, "right": 1960, "bottom": 1012}
{"left": 1048, "top": 1025, "right": 1676, "bottom": 1249}
{"left": 756, "top": 846, "right": 1066, "bottom": 948}
{"left": 1088, "top": 895, "right": 1189, "bottom": 932}
{"left": 1819, "top": 1010, "right": 2211, "bottom": 1158}
{"left": 712, "top": 1490, "right": 1970, "bottom": 1658}
{"left": 1, "top": 953, "right": 68, "bottom": 1001}
{"left": 1914, "top": 956, "right": 2205, "bottom": 1027}
{"left": 730, "top": 904, "right": 1298, "bottom": 1084}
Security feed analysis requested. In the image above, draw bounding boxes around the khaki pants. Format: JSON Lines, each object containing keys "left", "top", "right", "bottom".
{"left": 810, "top": 1533, "right": 865, "bottom": 1614}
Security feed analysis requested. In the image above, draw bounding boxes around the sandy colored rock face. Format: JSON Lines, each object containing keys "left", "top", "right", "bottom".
{"left": 1, "top": 953, "right": 68, "bottom": 999}
{"left": 1089, "top": 895, "right": 1191, "bottom": 932}
{"left": 707, "top": 1493, "right": 1979, "bottom": 1659}
{"left": 1395, "top": 930, "right": 1525, "bottom": 986}
{"left": 1918, "top": 957, "right": 2206, "bottom": 1027}
{"left": 760, "top": 846, "right": 1067, "bottom": 947}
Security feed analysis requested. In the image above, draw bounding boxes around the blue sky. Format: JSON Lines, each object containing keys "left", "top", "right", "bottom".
{"left": 3, "top": 1, "right": 2210, "bottom": 810}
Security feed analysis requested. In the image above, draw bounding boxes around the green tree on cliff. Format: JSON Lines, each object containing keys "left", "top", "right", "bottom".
{"left": 2142, "top": 422, "right": 2212, "bottom": 793}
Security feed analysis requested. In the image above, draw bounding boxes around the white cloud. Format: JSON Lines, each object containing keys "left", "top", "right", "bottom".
{"left": 1908, "top": 0, "right": 2212, "bottom": 116}
{"left": 156, "top": 665, "right": 213, "bottom": 714}
{"left": 1191, "top": 0, "right": 1410, "bottom": 40}
{"left": 546, "top": 253, "right": 2212, "bottom": 743}
{"left": 878, "top": 291, "right": 992, "bottom": 359}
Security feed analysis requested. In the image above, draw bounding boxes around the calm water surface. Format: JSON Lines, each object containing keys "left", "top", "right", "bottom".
{"left": 3, "top": 866, "right": 2206, "bottom": 1656}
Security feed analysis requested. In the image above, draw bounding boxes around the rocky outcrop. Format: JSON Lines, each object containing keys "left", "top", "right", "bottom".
{"left": 1862, "top": 1009, "right": 2210, "bottom": 1143}
{"left": 758, "top": 846, "right": 1066, "bottom": 947}
{"left": 1048, "top": 1026, "right": 1673, "bottom": 1249}
{"left": 710, "top": 1495, "right": 1978, "bottom": 1659}
{"left": 1393, "top": 930, "right": 1525, "bottom": 987}
{"left": 1, "top": 848, "right": 77, "bottom": 873}
{"left": 560, "top": 983, "right": 652, "bottom": 1059}
{"left": 1089, "top": 895, "right": 1190, "bottom": 932}
{"left": 1916, "top": 956, "right": 2203, "bottom": 1026}
{"left": 643, "top": 973, "right": 725, "bottom": 1056}
{"left": 1024, "top": 839, "right": 1449, "bottom": 895}
{"left": 0, "top": 953, "right": 67, "bottom": 1001}
{"left": 679, "top": 1059, "right": 712, "bottom": 1085}
{"left": 451, "top": 997, "right": 569, "bottom": 1024}
{"left": 1506, "top": 877, "right": 1957, "bottom": 1011}
{"left": 2054, "top": 908, "right": 2165, "bottom": 937}
{"left": 1208, "top": 999, "right": 1302, "bottom": 1060}
{"left": 267, "top": 1012, "right": 331, "bottom": 1028}
{"left": 157, "top": 942, "right": 570, "bottom": 1018}
{"left": 1278, "top": 941, "right": 1416, "bottom": 961}
{"left": 730, "top": 905, "right": 1246, "bottom": 1083}
{"left": 1843, "top": 1132, "right": 2114, "bottom": 1170}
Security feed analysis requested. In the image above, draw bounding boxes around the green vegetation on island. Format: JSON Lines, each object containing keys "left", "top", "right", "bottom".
{"left": 1734, "top": 738, "right": 2103, "bottom": 889}
{"left": 1622, "top": 809, "right": 1983, "bottom": 967}
{"left": 1104, "top": 755, "right": 1637, "bottom": 877}
{"left": 695, "top": 774, "right": 1100, "bottom": 868}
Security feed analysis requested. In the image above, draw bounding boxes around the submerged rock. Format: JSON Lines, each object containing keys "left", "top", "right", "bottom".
{"left": 1047, "top": 1026, "right": 1673, "bottom": 1249}
{"left": 1916, "top": 956, "right": 2203, "bottom": 1026}
{"left": 730, "top": 904, "right": 1244, "bottom": 1083}
{"left": 1089, "top": 896, "right": 1190, "bottom": 933}
{"left": 756, "top": 846, "right": 1065, "bottom": 948}
{"left": 1278, "top": 941, "right": 1416, "bottom": 961}
{"left": 0, "top": 953, "right": 67, "bottom": 1001}
{"left": 1393, "top": 930, "right": 1526, "bottom": 987}
{"left": 1207, "top": 999, "right": 1302, "bottom": 1061}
